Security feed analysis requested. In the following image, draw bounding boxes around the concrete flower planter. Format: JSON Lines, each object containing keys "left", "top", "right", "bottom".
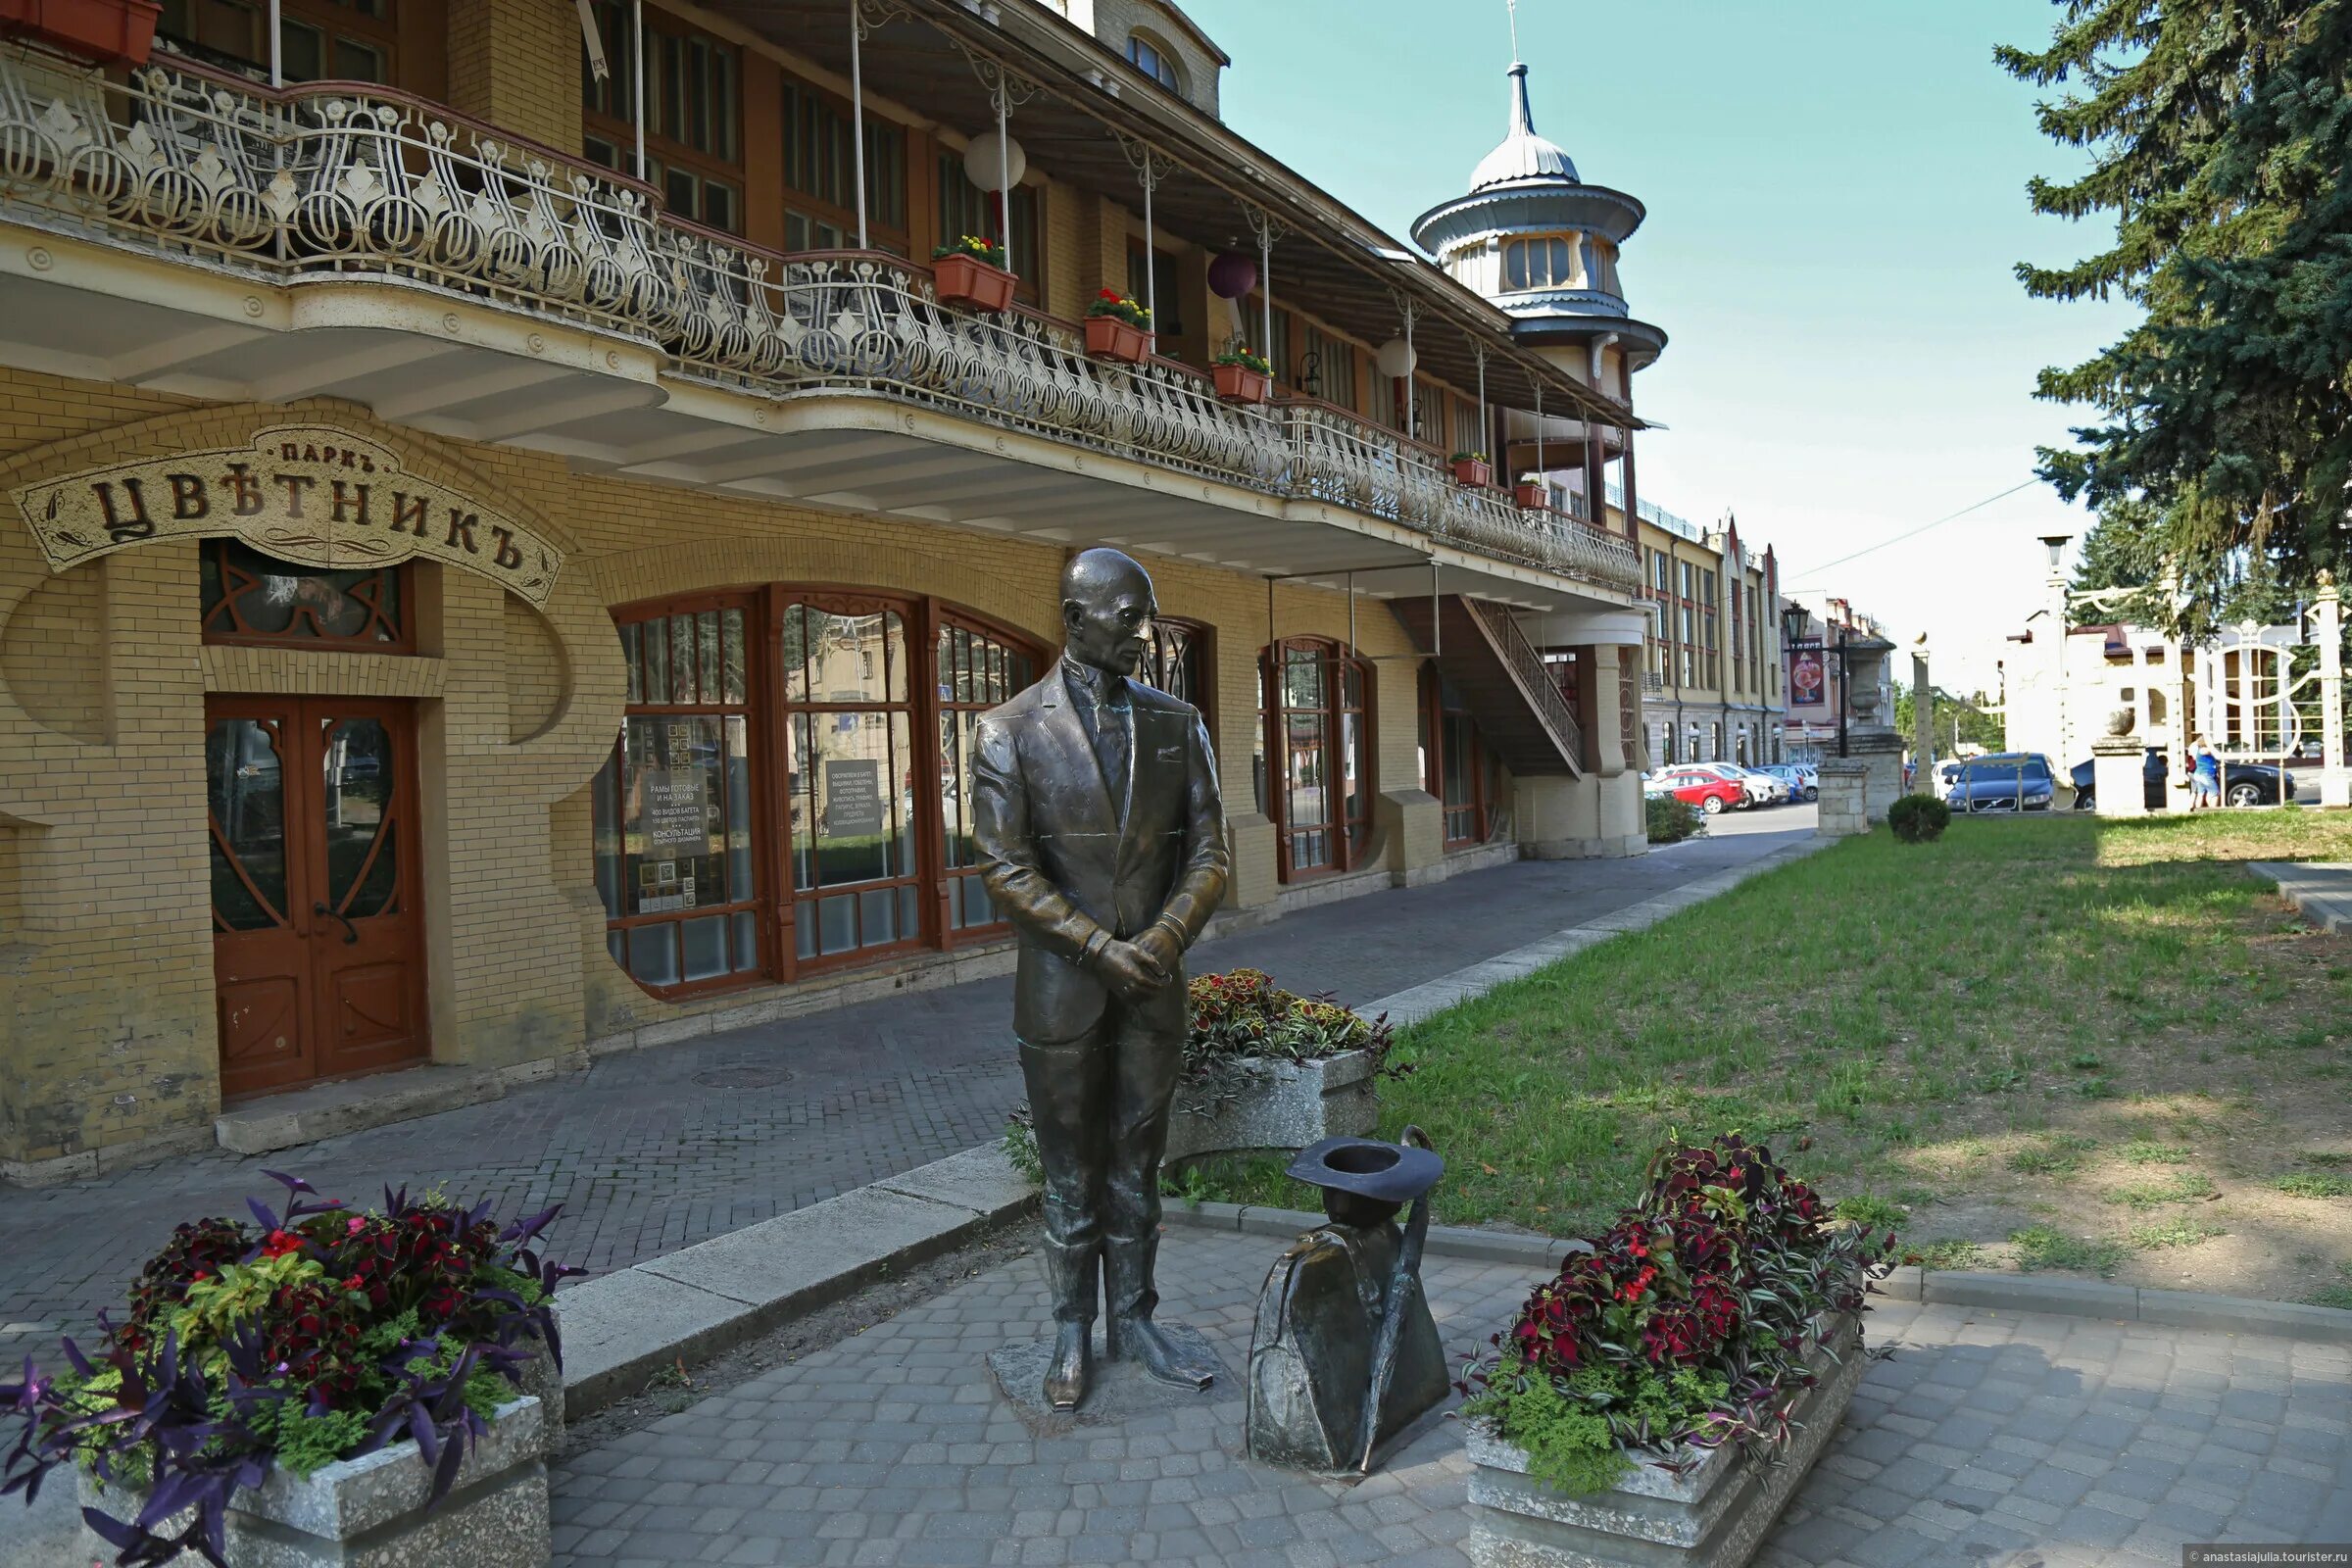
{"left": 1464, "top": 1315, "right": 1863, "bottom": 1568}
{"left": 1163, "top": 1048, "right": 1376, "bottom": 1164}
{"left": 80, "top": 1394, "right": 552, "bottom": 1568}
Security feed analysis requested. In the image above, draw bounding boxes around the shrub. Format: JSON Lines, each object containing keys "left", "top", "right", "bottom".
{"left": 1646, "top": 793, "right": 1706, "bottom": 845}
{"left": 1460, "top": 1134, "right": 1898, "bottom": 1496}
{"left": 0, "top": 1172, "right": 577, "bottom": 1565}
{"left": 1887, "top": 794, "right": 1951, "bottom": 843}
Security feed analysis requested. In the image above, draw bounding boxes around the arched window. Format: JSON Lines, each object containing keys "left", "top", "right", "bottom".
{"left": 592, "top": 588, "right": 1043, "bottom": 996}
{"left": 1127, "top": 30, "right": 1184, "bottom": 93}
{"left": 1143, "top": 618, "right": 1210, "bottom": 708}
{"left": 1261, "top": 638, "right": 1374, "bottom": 880}
{"left": 1500, "top": 233, "right": 1587, "bottom": 292}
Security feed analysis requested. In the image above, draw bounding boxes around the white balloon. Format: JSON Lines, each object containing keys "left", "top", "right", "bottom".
{"left": 1375, "top": 338, "right": 1416, "bottom": 379}
{"left": 962, "top": 131, "right": 1028, "bottom": 193}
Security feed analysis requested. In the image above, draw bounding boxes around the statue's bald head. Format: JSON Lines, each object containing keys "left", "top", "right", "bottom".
{"left": 1060, "top": 548, "right": 1157, "bottom": 678}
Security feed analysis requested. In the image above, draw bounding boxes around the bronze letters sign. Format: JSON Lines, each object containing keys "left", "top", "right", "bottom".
{"left": 11, "top": 425, "right": 563, "bottom": 606}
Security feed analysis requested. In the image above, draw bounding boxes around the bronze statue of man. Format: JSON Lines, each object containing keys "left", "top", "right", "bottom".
{"left": 973, "top": 548, "right": 1228, "bottom": 1409}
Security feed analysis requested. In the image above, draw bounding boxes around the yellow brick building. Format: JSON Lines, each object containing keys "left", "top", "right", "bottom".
{"left": 0, "top": 0, "right": 1660, "bottom": 1181}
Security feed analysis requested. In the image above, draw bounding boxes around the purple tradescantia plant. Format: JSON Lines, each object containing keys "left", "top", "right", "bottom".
{"left": 0, "top": 1172, "right": 581, "bottom": 1566}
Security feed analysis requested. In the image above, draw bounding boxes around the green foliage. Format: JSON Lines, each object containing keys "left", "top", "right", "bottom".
{"left": 1001, "top": 1106, "right": 1041, "bottom": 1183}
{"left": 2101, "top": 1172, "right": 2217, "bottom": 1206}
{"left": 2276, "top": 1172, "right": 2352, "bottom": 1199}
{"left": 2128, "top": 1216, "right": 2227, "bottom": 1250}
{"left": 1463, "top": 1359, "right": 1733, "bottom": 1497}
{"left": 1646, "top": 793, "right": 1707, "bottom": 845}
{"left": 2306, "top": 1263, "right": 2352, "bottom": 1309}
{"left": 1887, "top": 795, "right": 1951, "bottom": 844}
{"left": 2116, "top": 1140, "right": 2195, "bottom": 1165}
{"left": 1908, "top": 1238, "right": 1989, "bottom": 1270}
{"left": 1998, "top": 1, "right": 2352, "bottom": 618}
{"left": 2010, "top": 1225, "right": 2132, "bottom": 1277}
{"left": 1892, "top": 686, "right": 2005, "bottom": 752}
{"left": 246, "top": 1398, "right": 372, "bottom": 1481}
{"left": 1837, "top": 1194, "right": 1909, "bottom": 1230}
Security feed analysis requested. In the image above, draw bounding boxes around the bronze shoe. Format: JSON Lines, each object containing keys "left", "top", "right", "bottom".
{"left": 1043, "top": 1319, "right": 1091, "bottom": 1409}
{"left": 1106, "top": 1312, "right": 1215, "bottom": 1389}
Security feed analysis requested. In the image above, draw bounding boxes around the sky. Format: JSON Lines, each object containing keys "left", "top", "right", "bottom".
{"left": 1177, "top": 0, "right": 2141, "bottom": 697}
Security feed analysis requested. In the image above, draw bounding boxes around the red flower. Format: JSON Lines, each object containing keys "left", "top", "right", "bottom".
{"left": 1098, "top": 288, "right": 1120, "bottom": 300}
{"left": 261, "top": 1229, "right": 304, "bottom": 1259}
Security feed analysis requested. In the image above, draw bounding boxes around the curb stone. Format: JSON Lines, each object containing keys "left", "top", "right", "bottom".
{"left": 2248, "top": 860, "right": 2352, "bottom": 934}
{"left": 557, "top": 1144, "right": 1040, "bottom": 1417}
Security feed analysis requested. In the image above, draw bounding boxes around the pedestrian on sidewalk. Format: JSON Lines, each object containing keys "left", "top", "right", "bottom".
{"left": 2191, "top": 736, "right": 2221, "bottom": 810}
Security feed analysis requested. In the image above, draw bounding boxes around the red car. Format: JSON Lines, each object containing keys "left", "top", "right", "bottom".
{"left": 1649, "top": 766, "right": 1746, "bottom": 815}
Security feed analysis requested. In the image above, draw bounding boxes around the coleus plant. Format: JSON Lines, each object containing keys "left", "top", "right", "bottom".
{"left": 1460, "top": 1133, "right": 1897, "bottom": 1496}
{"left": 0, "top": 1171, "right": 580, "bottom": 1566}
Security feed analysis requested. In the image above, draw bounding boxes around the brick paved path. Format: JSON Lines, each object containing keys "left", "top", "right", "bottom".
{"left": 551, "top": 1225, "right": 2352, "bottom": 1567}
{"left": 0, "top": 823, "right": 1810, "bottom": 1354}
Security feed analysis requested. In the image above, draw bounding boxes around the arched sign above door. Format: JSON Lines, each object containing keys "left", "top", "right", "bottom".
{"left": 11, "top": 424, "right": 564, "bottom": 606}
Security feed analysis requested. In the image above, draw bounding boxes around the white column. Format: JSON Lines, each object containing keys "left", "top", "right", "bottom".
{"left": 269, "top": 0, "right": 282, "bottom": 85}
{"left": 2319, "top": 577, "right": 2347, "bottom": 807}
{"left": 632, "top": 0, "right": 648, "bottom": 182}
{"left": 850, "top": 2, "right": 869, "bottom": 250}
{"left": 997, "top": 92, "right": 1013, "bottom": 275}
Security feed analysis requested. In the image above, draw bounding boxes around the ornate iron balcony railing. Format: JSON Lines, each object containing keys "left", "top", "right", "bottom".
{"left": 0, "top": 48, "right": 1640, "bottom": 595}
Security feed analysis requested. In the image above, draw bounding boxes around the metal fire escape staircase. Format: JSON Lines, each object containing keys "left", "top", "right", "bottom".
{"left": 1390, "top": 596, "right": 1587, "bottom": 777}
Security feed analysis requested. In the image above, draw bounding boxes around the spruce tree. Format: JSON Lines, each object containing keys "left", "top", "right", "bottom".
{"left": 2000, "top": 1, "right": 2352, "bottom": 625}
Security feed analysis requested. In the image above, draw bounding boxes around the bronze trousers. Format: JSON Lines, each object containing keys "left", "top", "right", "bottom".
{"left": 1018, "top": 971, "right": 1186, "bottom": 1327}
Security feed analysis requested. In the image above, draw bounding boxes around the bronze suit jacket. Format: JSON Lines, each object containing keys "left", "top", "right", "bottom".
{"left": 972, "top": 663, "right": 1229, "bottom": 1045}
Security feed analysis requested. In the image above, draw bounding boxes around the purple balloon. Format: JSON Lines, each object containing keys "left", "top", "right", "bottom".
{"left": 1206, "top": 251, "right": 1258, "bottom": 301}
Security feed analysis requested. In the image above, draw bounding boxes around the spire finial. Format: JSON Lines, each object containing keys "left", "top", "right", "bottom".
{"left": 1506, "top": 0, "right": 1521, "bottom": 63}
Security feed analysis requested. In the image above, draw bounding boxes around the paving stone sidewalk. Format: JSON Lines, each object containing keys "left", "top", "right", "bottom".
{"left": 0, "top": 821, "right": 1812, "bottom": 1358}
{"left": 550, "top": 1224, "right": 2352, "bottom": 1568}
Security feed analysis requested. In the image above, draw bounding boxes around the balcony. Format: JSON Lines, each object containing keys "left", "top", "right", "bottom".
{"left": 0, "top": 50, "right": 1639, "bottom": 601}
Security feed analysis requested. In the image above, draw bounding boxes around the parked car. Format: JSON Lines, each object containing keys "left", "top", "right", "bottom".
{"left": 1731, "top": 766, "right": 1789, "bottom": 806}
{"left": 1944, "top": 753, "right": 2058, "bottom": 812}
{"left": 1756, "top": 763, "right": 1819, "bottom": 802}
{"left": 2070, "top": 748, "right": 2294, "bottom": 809}
{"left": 1649, "top": 766, "right": 1748, "bottom": 815}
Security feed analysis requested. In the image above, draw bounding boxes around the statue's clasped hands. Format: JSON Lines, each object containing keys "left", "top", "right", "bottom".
{"left": 1098, "top": 923, "right": 1184, "bottom": 1004}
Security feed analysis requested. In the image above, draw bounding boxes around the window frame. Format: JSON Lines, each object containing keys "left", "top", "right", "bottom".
{"left": 1261, "top": 636, "right": 1376, "bottom": 882}
{"left": 594, "top": 585, "right": 1048, "bottom": 999}
{"left": 596, "top": 590, "right": 767, "bottom": 998}
{"left": 1421, "top": 665, "right": 1495, "bottom": 850}
{"left": 581, "top": 2, "right": 745, "bottom": 234}
{"left": 778, "top": 73, "right": 908, "bottom": 254}
{"left": 198, "top": 539, "right": 415, "bottom": 655}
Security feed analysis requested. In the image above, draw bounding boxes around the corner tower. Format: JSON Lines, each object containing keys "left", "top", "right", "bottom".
{"left": 1410, "top": 58, "right": 1666, "bottom": 523}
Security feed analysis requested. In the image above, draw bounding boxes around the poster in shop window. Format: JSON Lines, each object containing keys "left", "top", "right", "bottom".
{"left": 642, "top": 767, "right": 711, "bottom": 855}
{"left": 823, "top": 760, "right": 885, "bottom": 838}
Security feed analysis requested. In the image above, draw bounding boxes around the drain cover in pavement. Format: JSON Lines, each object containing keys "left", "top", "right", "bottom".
{"left": 691, "top": 1066, "right": 793, "bottom": 1090}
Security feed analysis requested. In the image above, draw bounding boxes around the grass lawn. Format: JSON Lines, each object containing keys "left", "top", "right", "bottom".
{"left": 1184, "top": 810, "right": 2352, "bottom": 1305}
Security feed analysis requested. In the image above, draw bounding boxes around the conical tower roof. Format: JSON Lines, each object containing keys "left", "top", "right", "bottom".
{"left": 1469, "top": 63, "right": 1577, "bottom": 189}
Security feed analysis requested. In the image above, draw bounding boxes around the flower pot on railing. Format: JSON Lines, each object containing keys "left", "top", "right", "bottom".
{"left": 1085, "top": 314, "right": 1154, "bottom": 365}
{"left": 1212, "top": 362, "right": 1271, "bottom": 404}
{"left": 932, "top": 253, "right": 1017, "bottom": 312}
{"left": 1451, "top": 458, "right": 1493, "bottom": 487}
{"left": 0, "top": 0, "right": 161, "bottom": 65}
{"left": 1513, "top": 481, "right": 1547, "bottom": 510}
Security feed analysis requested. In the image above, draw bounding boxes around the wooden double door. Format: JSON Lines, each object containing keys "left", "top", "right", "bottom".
{"left": 206, "top": 697, "right": 428, "bottom": 1098}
